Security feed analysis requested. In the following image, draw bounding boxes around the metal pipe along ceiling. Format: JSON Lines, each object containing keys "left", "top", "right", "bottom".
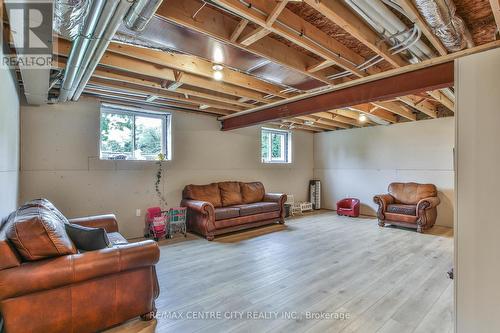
{"left": 124, "top": 0, "right": 164, "bottom": 31}
{"left": 57, "top": 0, "right": 163, "bottom": 103}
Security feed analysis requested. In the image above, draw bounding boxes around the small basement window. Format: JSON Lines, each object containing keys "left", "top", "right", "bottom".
{"left": 261, "top": 128, "right": 292, "bottom": 164}
{"left": 99, "top": 104, "right": 171, "bottom": 161}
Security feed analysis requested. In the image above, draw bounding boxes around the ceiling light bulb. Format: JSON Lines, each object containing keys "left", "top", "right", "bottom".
{"left": 213, "top": 70, "right": 224, "bottom": 81}
{"left": 304, "top": 120, "right": 314, "bottom": 126}
{"left": 359, "top": 114, "right": 368, "bottom": 122}
{"left": 212, "top": 64, "right": 223, "bottom": 71}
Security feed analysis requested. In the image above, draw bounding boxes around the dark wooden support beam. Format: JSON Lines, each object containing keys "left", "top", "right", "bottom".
{"left": 221, "top": 61, "right": 454, "bottom": 131}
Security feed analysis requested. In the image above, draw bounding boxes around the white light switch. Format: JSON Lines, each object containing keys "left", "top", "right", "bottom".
{"left": 136, "top": 209, "right": 141, "bottom": 217}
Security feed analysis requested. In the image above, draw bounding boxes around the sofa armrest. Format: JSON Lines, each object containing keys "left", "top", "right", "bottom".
{"left": 180, "top": 199, "right": 214, "bottom": 214}
{"left": 263, "top": 193, "right": 287, "bottom": 204}
{"left": 181, "top": 199, "right": 216, "bottom": 238}
{"left": 373, "top": 194, "right": 395, "bottom": 220}
{"left": 69, "top": 214, "right": 119, "bottom": 233}
{"left": 373, "top": 194, "right": 394, "bottom": 209}
{"left": 0, "top": 240, "right": 159, "bottom": 300}
{"left": 417, "top": 196, "right": 441, "bottom": 212}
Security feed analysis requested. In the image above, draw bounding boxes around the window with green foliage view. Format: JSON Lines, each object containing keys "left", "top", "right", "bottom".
{"left": 261, "top": 128, "right": 291, "bottom": 163}
{"left": 100, "top": 105, "right": 171, "bottom": 161}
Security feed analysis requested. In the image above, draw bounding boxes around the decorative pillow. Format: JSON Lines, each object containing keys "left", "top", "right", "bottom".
{"left": 240, "top": 182, "right": 265, "bottom": 204}
{"left": 219, "top": 181, "right": 242, "bottom": 206}
{"left": 65, "top": 224, "right": 111, "bottom": 252}
{"left": 7, "top": 204, "right": 77, "bottom": 261}
{"left": 183, "top": 183, "right": 222, "bottom": 208}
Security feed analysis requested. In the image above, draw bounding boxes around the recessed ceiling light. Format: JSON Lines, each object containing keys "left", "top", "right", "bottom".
{"left": 212, "top": 64, "right": 223, "bottom": 71}
{"left": 304, "top": 120, "right": 315, "bottom": 126}
{"left": 359, "top": 114, "right": 368, "bottom": 122}
{"left": 213, "top": 70, "right": 224, "bottom": 81}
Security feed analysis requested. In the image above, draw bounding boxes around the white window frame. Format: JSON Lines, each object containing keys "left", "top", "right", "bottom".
{"left": 261, "top": 128, "right": 292, "bottom": 164}
{"left": 99, "top": 104, "right": 172, "bottom": 161}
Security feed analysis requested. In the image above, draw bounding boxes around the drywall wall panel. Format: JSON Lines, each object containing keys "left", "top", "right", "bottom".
{"left": 314, "top": 117, "right": 455, "bottom": 227}
{"left": 455, "top": 47, "right": 500, "bottom": 333}
{"left": 0, "top": 42, "right": 20, "bottom": 217}
{"left": 20, "top": 98, "right": 314, "bottom": 237}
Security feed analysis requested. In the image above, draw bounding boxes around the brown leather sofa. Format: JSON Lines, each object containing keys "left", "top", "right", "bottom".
{"left": 181, "top": 181, "right": 287, "bottom": 240}
{"left": 0, "top": 199, "right": 160, "bottom": 333}
{"left": 374, "top": 182, "right": 441, "bottom": 233}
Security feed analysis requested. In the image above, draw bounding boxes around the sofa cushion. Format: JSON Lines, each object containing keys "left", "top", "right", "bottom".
{"left": 183, "top": 183, "right": 222, "bottom": 208}
{"left": 65, "top": 224, "right": 111, "bottom": 252}
{"left": 387, "top": 204, "right": 417, "bottom": 216}
{"left": 7, "top": 202, "right": 77, "bottom": 261}
{"left": 214, "top": 207, "right": 240, "bottom": 221}
{"left": 107, "top": 232, "right": 129, "bottom": 245}
{"left": 234, "top": 202, "right": 280, "bottom": 216}
{"left": 388, "top": 183, "right": 437, "bottom": 205}
{"left": 219, "top": 182, "right": 243, "bottom": 206}
{"left": 240, "top": 182, "right": 265, "bottom": 204}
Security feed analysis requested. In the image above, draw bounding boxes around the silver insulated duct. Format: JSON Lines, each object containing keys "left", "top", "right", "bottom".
{"left": 54, "top": 0, "right": 90, "bottom": 40}
{"left": 413, "top": 0, "right": 474, "bottom": 52}
{"left": 124, "top": 0, "right": 164, "bottom": 31}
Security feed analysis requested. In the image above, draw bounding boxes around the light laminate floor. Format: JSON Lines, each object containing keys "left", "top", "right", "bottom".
{"left": 107, "top": 212, "right": 453, "bottom": 333}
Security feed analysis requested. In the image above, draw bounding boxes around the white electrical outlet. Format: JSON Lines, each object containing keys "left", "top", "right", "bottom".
{"left": 136, "top": 209, "right": 141, "bottom": 217}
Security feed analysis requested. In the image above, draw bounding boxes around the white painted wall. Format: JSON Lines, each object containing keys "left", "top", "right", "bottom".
{"left": 314, "top": 117, "right": 455, "bottom": 227}
{"left": 455, "top": 48, "right": 500, "bottom": 333}
{"left": 20, "top": 97, "right": 314, "bottom": 238}
{"left": 0, "top": 42, "right": 20, "bottom": 218}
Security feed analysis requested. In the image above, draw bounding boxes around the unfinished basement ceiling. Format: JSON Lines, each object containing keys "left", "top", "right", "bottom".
{"left": 115, "top": 16, "right": 325, "bottom": 91}
{"left": 6, "top": 0, "right": 498, "bottom": 133}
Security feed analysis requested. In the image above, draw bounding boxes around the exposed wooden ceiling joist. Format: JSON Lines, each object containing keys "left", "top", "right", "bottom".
{"left": 238, "top": 27, "right": 271, "bottom": 46}
{"left": 490, "top": 0, "right": 500, "bottom": 35}
{"left": 55, "top": 38, "right": 273, "bottom": 103}
{"left": 210, "top": 0, "right": 368, "bottom": 77}
{"left": 221, "top": 61, "right": 454, "bottom": 130}
{"left": 349, "top": 104, "right": 398, "bottom": 124}
{"left": 313, "top": 111, "right": 363, "bottom": 127}
{"left": 303, "top": 0, "right": 408, "bottom": 68}
{"left": 427, "top": 90, "right": 455, "bottom": 112}
{"left": 398, "top": 95, "right": 438, "bottom": 118}
{"left": 156, "top": 0, "right": 333, "bottom": 85}
{"left": 52, "top": 58, "right": 253, "bottom": 113}
{"left": 106, "top": 42, "right": 290, "bottom": 98}
{"left": 297, "top": 115, "right": 351, "bottom": 129}
{"left": 372, "top": 101, "right": 417, "bottom": 121}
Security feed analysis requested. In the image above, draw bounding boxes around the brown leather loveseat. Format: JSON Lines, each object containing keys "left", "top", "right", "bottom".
{"left": 374, "top": 182, "right": 441, "bottom": 233}
{"left": 0, "top": 199, "right": 160, "bottom": 333}
{"left": 181, "top": 181, "right": 287, "bottom": 240}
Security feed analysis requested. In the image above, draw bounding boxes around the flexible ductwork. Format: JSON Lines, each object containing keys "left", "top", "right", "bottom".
{"left": 54, "top": 0, "right": 90, "bottom": 40}
{"left": 124, "top": 0, "right": 164, "bottom": 31}
{"left": 413, "top": 0, "right": 474, "bottom": 52}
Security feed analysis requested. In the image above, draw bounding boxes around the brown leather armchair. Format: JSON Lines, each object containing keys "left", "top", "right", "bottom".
{"left": 181, "top": 181, "right": 286, "bottom": 240}
{"left": 373, "top": 182, "right": 440, "bottom": 233}
{"left": 0, "top": 201, "right": 160, "bottom": 333}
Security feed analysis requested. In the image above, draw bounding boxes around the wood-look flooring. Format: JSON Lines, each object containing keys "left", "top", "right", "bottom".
{"left": 107, "top": 212, "right": 453, "bottom": 333}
